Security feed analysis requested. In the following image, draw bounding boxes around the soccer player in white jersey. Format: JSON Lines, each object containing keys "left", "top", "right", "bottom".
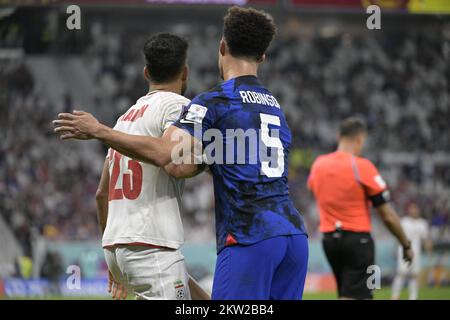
{"left": 391, "top": 203, "right": 432, "bottom": 300}
{"left": 76, "top": 33, "right": 206, "bottom": 300}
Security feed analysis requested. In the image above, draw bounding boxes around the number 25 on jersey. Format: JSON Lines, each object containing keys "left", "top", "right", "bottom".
{"left": 108, "top": 150, "right": 143, "bottom": 201}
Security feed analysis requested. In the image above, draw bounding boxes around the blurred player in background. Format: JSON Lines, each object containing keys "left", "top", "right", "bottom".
{"left": 75, "top": 33, "right": 207, "bottom": 300}
{"left": 308, "top": 117, "right": 414, "bottom": 299}
{"left": 391, "top": 203, "right": 432, "bottom": 300}
{"left": 54, "top": 6, "right": 309, "bottom": 300}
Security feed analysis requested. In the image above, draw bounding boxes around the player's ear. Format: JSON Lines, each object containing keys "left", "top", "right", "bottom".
{"left": 356, "top": 133, "right": 366, "bottom": 151}
{"left": 143, "top": 66, "right": 151, "bottom": 82}
{"left": 219, "top": 39, "right": 227, "bottom": 56}
{"left": 182, "top": 64, "right": 188, "bottom": 81}
{"left": 360, "top": 133, "right": 367, "bottom": 146}
{"left": 257, "top": 54, "right": 266, "bottom": 63}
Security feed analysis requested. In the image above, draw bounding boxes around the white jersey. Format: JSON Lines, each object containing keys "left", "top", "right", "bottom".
{"left": 102, "top": 91, "right": 190, "bottom": 249}
{"left": 397, "top": 216, "right": 429, "bottom": 273}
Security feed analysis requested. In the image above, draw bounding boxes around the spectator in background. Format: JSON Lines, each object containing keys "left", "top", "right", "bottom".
{"left": 392, "top": 203, "right": 432, "bottom": 300}
{"left": 40, "top": 251, "right": 63, "bottom": 295}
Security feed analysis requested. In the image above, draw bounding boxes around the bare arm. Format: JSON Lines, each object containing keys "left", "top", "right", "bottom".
{"left": 376, "top": 203, "right": 413, "bottom": 262}
{"left": 164, "top": 162, "right": 206, "bottom": 179}
{"left": 96, "top": 123, "right": 205, "bottom": 178}
{"left": 54, "top": 111, "right": 197, "bottom": 168}
{"left": 96, "top": 159, "right": 128, "bottom": 300}
{"left": 376, "top": 203, "right": 410, "bottom": 247}
{"left": 163, "top": 126, "right": 206, "bottom": 178}
{"left": 96, "top": 159, "right": 110, "bottom": 235}
{"left": 96, "top": 124, "right": 174, "bottom": 167}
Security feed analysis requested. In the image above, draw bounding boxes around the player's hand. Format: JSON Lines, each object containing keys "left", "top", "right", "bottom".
{"left": 107, "top": 270, "right": 115, "bottom": 294}
{"left": 53, "top": 110, "right": 100, "bottom": 140}
{"left": 403, "top": 246, "right": 414, "bottom": 265}
{"left": 108, "top": 271, "right": 127, "bottom": 300}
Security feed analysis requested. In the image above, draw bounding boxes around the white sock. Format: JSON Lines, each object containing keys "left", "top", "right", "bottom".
{"left": 408, "top": 277, "right": 419, "bottom": 300}
{"left": 391, "top": 274, "right": 405, "bottom": 299}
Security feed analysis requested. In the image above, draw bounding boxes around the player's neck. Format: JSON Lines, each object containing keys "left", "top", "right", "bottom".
{"left": 337, "top": 141, "right": 358, "bottom": 156}
{"left": 222, "top": 59, "right": 258, "bottom": 81}
{"left": 148, "top": 82, "right": 182, "bottom": 95}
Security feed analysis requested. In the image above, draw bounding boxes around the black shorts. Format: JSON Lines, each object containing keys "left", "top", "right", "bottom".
{"left": 322, "top": 230, "right": 375, "bottom": 299}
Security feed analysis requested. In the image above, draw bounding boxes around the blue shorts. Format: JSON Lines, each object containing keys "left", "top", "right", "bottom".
{"left": 211, "top": 234, "right": 309, "bottom": 300}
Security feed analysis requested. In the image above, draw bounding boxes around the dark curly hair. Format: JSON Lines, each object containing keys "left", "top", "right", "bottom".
{"left": 143, "top": 33, "right": 188, "bottom": 83}
{"left": 223, "top": 6, "right": 276, "bottom": 60}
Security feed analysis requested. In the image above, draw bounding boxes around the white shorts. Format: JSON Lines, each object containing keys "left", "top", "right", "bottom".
{"left": 104, "top": 245, "right": 191, "bottom": 300}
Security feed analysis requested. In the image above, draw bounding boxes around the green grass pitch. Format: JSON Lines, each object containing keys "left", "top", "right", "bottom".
{"left": 303, "top": 287, "right": 450, "bottom": 300}
{"left": 3, "top": 286, "right": 449, "bottom": 300}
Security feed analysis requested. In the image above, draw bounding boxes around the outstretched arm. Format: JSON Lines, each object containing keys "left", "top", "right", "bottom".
{"left": 164, "top": 162, "right": 206, "bottom": 179}
{"left": 163, "top": 127, "right": 206, "bottom": 178}
{"left": 95, "top": 123, "right": 174, "bottom": 167}
{"left": 54, "top": 111, "right": 198, "bottom": 168}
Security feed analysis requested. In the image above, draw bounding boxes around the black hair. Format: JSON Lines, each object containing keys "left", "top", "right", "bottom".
{"left": 223, "top": 6, "right": 276, "bottom": 61}
{"left": 143, "top": 33, "right": 188, "bottom": 83}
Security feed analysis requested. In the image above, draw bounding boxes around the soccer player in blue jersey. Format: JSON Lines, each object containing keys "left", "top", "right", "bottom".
{"left": 54, "top": 6, "right": 309, "bottom": 300}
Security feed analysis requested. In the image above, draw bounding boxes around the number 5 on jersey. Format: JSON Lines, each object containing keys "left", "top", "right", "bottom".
{"left": 260, "top": 113, "right": 284, "bottom": 178}
{"left": 109, "top": 150, "right": 143, "bottom": 201}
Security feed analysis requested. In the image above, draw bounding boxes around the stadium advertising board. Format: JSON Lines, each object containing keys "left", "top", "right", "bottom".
{"left": 289, "top": 0, "right": 450, "bottom": 13}
{"left": 0, "top": 0, "right": 278, "bottom": 5}
{"left": 3, "top": 278, "right": 109, "bottom": 297}
{"left": 1, "top": 0, "right": 448, "bottom": 13}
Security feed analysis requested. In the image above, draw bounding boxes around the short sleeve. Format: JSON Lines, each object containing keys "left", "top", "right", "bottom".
{"left": 172, "top": 94, "right": 217, "bottom": 143}
{"left": 358, "top": 159, "right": 388, "bottom": 196}
{"left": 160, "top": 100, "right": 185, "bottom": 132}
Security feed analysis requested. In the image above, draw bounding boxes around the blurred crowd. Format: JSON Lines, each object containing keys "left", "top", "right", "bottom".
{"left": 1, "top": 17, "right": 449, "bottom": 264}
{"left": 0, "top": 61, "right": 102, "bottom": 261}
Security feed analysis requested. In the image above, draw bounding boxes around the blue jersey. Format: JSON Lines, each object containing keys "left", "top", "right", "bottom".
{"left": 174, "top": 75, "right": 307, "bottom": 252}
